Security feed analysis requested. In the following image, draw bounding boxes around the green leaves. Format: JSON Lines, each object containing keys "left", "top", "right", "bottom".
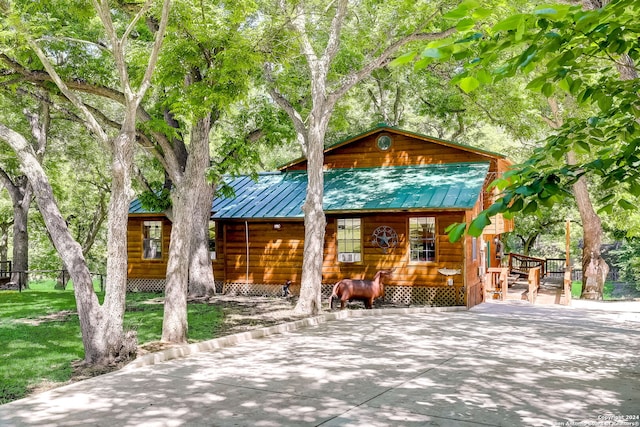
{"left": 492, "top": 14, "right": 526, "bottom": 33}
{"left": 468, "top": 212, "right": 492, "bottom": 237}
{"left": 390, "top": 51, "right": 418, "bottom": 67}
{"left": 458, "top": 76, "right": 479, "bottom": 93}
{"left": 443, "top": 0, "right": 481, "bottom": 20}
{"left": 445, "top": 222, "right": 467, "bottom": 243}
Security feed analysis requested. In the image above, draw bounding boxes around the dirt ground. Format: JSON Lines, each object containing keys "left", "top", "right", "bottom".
{"left": 195, "top": 294, "right": 307, "bottom": 338}
{"left": 65, "top": 295, "right": 307, "bottom": 387}
{"left": 135, "top": 294, "right": 312, "bottom": 356}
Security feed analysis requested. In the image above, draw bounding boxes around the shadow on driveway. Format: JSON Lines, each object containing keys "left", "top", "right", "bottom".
{"left": 0, "top": 301, "right": 639, "bottom": 426}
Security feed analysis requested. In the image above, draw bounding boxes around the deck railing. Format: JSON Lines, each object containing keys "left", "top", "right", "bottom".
{"left": 510, "top": 254, "right": 621, "bottom": 283}
{"left": 508, "top": 253, "right": 546, "bottom": 277}
{"left": 545, "top": 258, "right": 567, "bottom": 278}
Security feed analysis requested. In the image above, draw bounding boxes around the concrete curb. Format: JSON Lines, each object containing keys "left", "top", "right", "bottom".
{"left": 123, "top": 305, "right": 467, "bottom": 371}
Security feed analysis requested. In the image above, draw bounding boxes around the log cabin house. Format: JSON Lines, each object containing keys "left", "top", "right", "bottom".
{"left": 127, "top": 124, "right": 513, "bottom": 308}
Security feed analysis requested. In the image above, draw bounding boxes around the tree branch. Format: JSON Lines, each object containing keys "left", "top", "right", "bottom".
{"left": 0, "top": 53, "right": 127, "bottom": 104}
{"left": 36, "top": 35, "right": 109, "bottom": 53}
{"left": 28, "top": 40, "right": 110, "bottom": 145}
{"left": 2, "top": 53, "right": 179, "bottom": 175}
{"left": 0, "top": 167, "right": 18, "bottom": 200}
{"left": 264, "top": 63, "right": 309, "bottom": 154}
{"left": 81, "top": 191, "right": 108, "bottom": 254}
{"left": 449, "top": 111, "right": 464, "bottom": 141}
{"left": 329, "top": 26, "right": 457, "bottom": 105}
{"left": 322, "top": 0, "right": 348, "bottom": 68}
{"left": 92, "top": 0, "right": 131, "bottom": 99}
{"left": 287, "top": 2, "right": 319, "bottom": 70}
{"left": 121, "top": 0, "right": 154, "bottom": 45}
{"left": 138, "top": 0, "right": 171, "bottom": 99}
{"left": 24, "top": 94, "right": 50, "bottom": 160}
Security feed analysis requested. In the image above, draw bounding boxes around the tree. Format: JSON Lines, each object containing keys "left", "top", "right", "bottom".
{"left": 136, "top": 0, "right": 259, "bottom": 342}
{"left": 0, "top": 93, "right": 49, "bottom": 289}
{"left": 508, "top": 203, "right": 577, "bottom": 256}
{"left": 407, "top": 0, "right": 639, "bottom": 299}
{"left": 0, "top": 0, "right": 171, "bottom": 364}
{"left": 0, "top": 196, "right": 12, "bottom": 264}
{"left": 542, "top": 97, "right": 608, "bottom": 298}
{"left": 3, "top": 0, "right": 262, "bottom": 343}
{"left": 263, "top": 0, "right": 457, "bottom": 315}
{"left": 0, "top": 156, "right": 32, "bottom": 289}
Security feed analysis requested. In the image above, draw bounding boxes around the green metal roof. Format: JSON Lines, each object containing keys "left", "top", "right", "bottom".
{"left": 211, "top": 162, "right": 490, "bottom": 219}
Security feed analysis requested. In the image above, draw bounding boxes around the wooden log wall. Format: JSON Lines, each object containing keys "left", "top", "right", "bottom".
{"left": 222, "top": 221, "right": 305, "bottom": 286}
{"left": 213, "top": 223, "right": 225, "bottom": 283}
{"left": 220, "top": 211, "right": 468, "bottom": 289}
{"left": 286, "top": 132, "right": 500, "bottom": 173}
{"left": 464, "top": 206, "right": 483, "bottom": 305}
{"left": 127, "top": 215, "right": 172, "bottom": 279}
{"left": 323, "top": 212, "right": 465, "bottom": 287}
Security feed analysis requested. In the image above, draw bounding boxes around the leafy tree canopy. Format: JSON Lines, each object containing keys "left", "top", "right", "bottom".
{"left": 398, "top": 0, "right": 640, "bottom": 240}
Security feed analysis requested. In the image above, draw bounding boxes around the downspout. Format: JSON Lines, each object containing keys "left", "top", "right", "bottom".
{"left": 245, "top": 221, "right": 249, "bottom": 285}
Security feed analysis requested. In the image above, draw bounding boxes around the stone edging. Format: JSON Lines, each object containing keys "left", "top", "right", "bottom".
{"left": 123, "top": 305, "right": 467, "bottom": 371}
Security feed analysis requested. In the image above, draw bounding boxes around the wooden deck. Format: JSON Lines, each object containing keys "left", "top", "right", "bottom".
{"left": 505, "top": 276, "right": 568, "bottom": 305}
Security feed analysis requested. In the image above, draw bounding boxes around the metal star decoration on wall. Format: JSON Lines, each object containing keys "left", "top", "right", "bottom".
{"left": 371, "top": 226, "right": 399, "bottom": 254}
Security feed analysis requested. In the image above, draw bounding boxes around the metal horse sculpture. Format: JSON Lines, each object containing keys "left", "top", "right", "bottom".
{"left": 329, "top": 270, "right": 393, "bottom": 310}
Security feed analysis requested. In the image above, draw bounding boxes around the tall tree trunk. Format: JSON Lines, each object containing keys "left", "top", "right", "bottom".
{"left": 568, "top": 153, "right": 608, "bottom": 299}
{"left": 98, "top": 115, "right": 137, "bottom": 360}
{"left": 188, "top": 181, "right": 216, "bottom": 297}
{"left": 0, "top": 171, "right": 31, "bottom": 289}
{"left": 162, "top": 115, "right": 211, "bottom": 342}
{"left": 572, "top": 0, "right": 634, "bottom": 298}
{"left": 545, "top": 97, "right": 609, "bottom": 300}
{"left": 0, "top": 221, "right": 10, "bottom": 262}
{"left": 20, "top": 0, "right": 171, "bottom": 363}
{"left": 296, "top": 121, "right": 327, "bottom": 315}
{"left": 0, "top": 124, "right": 111, "bottom": 363}
{"left": 523, "top": 234, "right": 538, "bottom": 256}
{"left": 270, "top": 1, "right": 454, "bottom": 315}
{"left": 10, "top": 179, "right": 30, "bottom": 289}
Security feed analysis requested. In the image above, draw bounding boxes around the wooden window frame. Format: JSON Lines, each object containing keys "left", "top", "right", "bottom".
{"left": 142, "top": 220, "right": 163, "bottom": 261}
{"left": 408, "top": 216, "right": 437, "bottom": 263}
{"left": 336, "top": 218, "right": 362, "bottom": 264}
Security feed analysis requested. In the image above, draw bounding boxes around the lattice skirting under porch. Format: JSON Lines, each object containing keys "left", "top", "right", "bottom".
{"left": 224, "top": 282, "right": 464, "bottom": 306}
{"left": 223, "top": 282, "right": 286, "bottom": 297}
{"left": 127, "top": 279, "right": 464, "bottom": 306}
{"left": 382, "top": 285, "right": 465, "bottom": 306}
{"left": 126, "top": 278, "right": 224, "bottom": 294}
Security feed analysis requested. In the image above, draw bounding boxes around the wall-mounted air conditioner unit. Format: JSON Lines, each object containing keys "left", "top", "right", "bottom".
{"left": 338, "top": 252, "right": 361, "bottom": 263}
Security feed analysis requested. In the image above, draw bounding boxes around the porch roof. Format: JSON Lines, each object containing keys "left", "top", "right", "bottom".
{"left": 212, "top": 162, "right": 490, "bottom": 219}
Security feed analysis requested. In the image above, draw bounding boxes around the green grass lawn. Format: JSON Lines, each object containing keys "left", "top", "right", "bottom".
{"left": 571, "top": 281, "right": 582, "bottom": 299}
{"left": 0, "top": 285, "right": 224, "bottom": 404}
{"left": 570, "top": 281, "right": 632, "bottom": 299}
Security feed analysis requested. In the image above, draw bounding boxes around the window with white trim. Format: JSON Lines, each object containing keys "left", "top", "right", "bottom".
{"left": 337, "top": 218, "right": 361, "bottom": 263}
{"left": 409, "top": 217, "right": 436, "bottom": 262}
{"left": 143, "top": 221, "right": 162, "bottom": 260}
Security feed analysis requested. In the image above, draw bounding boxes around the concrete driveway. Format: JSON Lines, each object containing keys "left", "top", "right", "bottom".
{"left": 1, "top": 301, "right": 639, "bottom": 427}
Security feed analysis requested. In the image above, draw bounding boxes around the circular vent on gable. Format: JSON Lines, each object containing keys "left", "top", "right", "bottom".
{"left": 376, "top": 134, "right": 392, "bottom": 151}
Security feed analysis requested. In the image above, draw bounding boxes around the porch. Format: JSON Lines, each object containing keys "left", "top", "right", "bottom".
{"left": 484, "top": 253, "right": 573, "bottom": 306}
